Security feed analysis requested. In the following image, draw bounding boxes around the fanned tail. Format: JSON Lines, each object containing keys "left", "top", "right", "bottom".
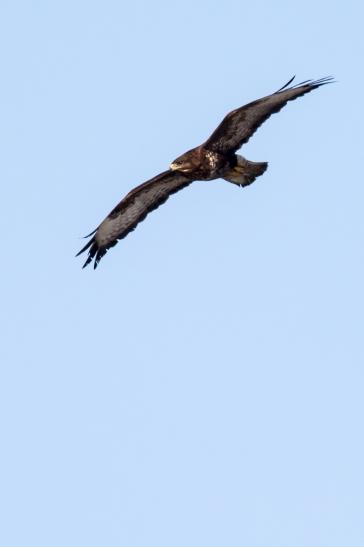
{"left": 223, "top": 156, "right": 268, "bottom": 187}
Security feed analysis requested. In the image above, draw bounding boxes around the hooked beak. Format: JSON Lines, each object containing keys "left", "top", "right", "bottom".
{"left": 170, "top": 162, "right": 191, "bottom": 173}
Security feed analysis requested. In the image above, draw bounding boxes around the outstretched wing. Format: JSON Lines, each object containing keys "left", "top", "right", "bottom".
{"left": 76, "top": 170, "right": 192, "bottom": 269}
{"left": 204, "top": 76, "right": 334, "bottom": 154}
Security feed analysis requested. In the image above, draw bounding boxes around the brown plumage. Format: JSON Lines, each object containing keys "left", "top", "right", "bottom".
{"left": 77, "top": 76, "right": 333, "bottom": 268}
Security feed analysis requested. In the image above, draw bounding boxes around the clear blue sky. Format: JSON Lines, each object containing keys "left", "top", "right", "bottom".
{"left": 1, "top": 1, "right": 363, "bottom": 546}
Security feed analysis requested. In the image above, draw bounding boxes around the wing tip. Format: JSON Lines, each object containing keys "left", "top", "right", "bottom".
{"left": 276, "top": 75, "right": 335, "bottom": 94}
{"left": 276, "top": 75, "right": 296, "bottom": 92}
{"left": 75, "top": 237, "right": 94, "bottom": 257}
{"left": 306, "top": 75, "right": 336, "bottom": 88}
{"left": 76, "top": 233, "right": 106, "bottom": 270}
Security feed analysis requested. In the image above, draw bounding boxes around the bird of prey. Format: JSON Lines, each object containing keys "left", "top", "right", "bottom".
{"left": 77, "top": 76, "right": 333, "bottom": 269}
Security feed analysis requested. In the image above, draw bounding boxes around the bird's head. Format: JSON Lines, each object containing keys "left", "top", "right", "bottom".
{"left": 170, "top": 149, "right": 198, "bottom": 174}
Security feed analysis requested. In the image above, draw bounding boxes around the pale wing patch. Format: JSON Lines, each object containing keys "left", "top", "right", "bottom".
{"left": 95, "top": 176, "right": 190, "bottom": 247}
{"left": 77, "top": 170, "right": 193, "bottom": 268}
{"left": 96, "top": 215, "right": 128, "bottom": 247}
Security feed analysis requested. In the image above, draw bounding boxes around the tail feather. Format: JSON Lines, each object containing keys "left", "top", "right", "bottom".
{"left": 223, "top": 156, "right": 268, "bottom": 187}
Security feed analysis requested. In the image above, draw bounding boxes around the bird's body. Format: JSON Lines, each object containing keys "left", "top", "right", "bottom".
{"left": 171, "top": 146, "right": 268, "bottom": 185}
{"left": 171, "top": 146, "right": 230, "bottom": 180}
{"left": 77, "top": 76, "right": 333, "bottom": 268}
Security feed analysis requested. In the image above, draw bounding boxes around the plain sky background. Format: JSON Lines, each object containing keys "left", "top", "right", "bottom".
{"left": 1, "top": 1, "right": 363, "bottom": 546}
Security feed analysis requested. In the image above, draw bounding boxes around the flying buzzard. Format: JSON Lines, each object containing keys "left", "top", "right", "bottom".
{"left": 77, "top": 76, "right": 333, "bottom": 268}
